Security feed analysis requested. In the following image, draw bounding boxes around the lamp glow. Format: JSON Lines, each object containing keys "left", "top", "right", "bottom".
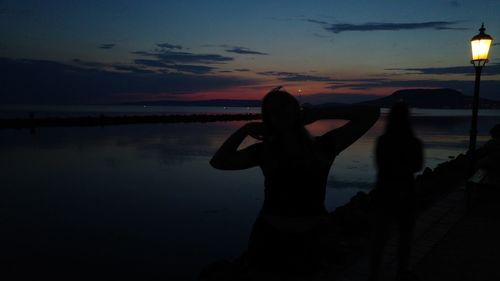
{"left": 470, "top": 24, "right": 493, "bottom": 64}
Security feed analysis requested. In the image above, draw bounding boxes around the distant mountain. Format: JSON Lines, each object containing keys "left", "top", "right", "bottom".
{"left": 358, "top": 88, "right": 500, "bottom": 109}
{"left": 121, "top": 99, "right": 261, "bottom": 107}
{"left": 305, "top": 102, "right": 345, "bottom": 108}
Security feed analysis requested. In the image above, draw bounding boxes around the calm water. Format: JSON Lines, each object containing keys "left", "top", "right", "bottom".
{"left": 0, "top": 107, "right": 499, "bottom": 280}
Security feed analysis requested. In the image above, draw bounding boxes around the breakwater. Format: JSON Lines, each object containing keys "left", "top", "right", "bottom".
{"left": 0, "top": 113, "right": 262, "bottom": 129}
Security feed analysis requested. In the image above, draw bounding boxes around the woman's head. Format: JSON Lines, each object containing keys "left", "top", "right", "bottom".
{"left": 385, "top": 101, "right": 414, "bottom": 137}
{"left": 261, "top": 87, "right": 302, "bottom": 134}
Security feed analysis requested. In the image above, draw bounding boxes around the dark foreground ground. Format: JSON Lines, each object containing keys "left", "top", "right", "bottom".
{"left": 413, "top": 184, "right": 500, "bottom": 281}
{"left": 337, "top": 180, "right": 500, "bottom": 281}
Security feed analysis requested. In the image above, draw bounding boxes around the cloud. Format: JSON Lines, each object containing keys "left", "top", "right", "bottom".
{"left": 130, "top": 47, "right": 235, "bottom": 74}
{"left": 131, "top": 51, "right": 155, "bottom": 56}
{"left": 132, "top": 47, "right": 237, "bottom": 74}
{"left": 133, "top": 49, "right": 233, "bottom": 64}
{"left": 156, "top": 43, "right": 183, "bottom": 50}
{"left": 202, "top": 44, "right": 268, "bottom": 55}
{"left": 158, "top": 51, "right": 233, "bottom": 64}
{"left": 258, "top": 71, "right": 334, "bottom": 82}
{"left": 308, "top": 20, "right": 466, "bottom": 34}
{"left": 326, "top": 78, "right": 391, "bottom": 90}
{"left": 72, "top": 58, "right": 107, "bottom": 68}
{"left": 133, "top": 59, "right": 168, "bottom": 68}
{"left": 99, "top": 43, "right": 116, "bottom": 50}
{"left": 134, "top": 58, "right": 216, "bottom": 74}
{"left": 301, "top": 93, "right": 381, "bottom": 104}
{"left": 111, "top": 65, "right": 156, "bottom": 74}
{"left": 165, "top": 64, "right": 214, "bottom": 74}
{"left": 387, "top": 63, "right": 500, "bottom": 76}
{"left": 225, "top": 47, "right": 268, "bottom": 55}
{"left": 305, "top": 19, "right": 330, "bottom": 25}
{"left": 73, "top": 58, "right": 156, "bottom": 74}
{"left": 235, "top": 68, "right": 250, "bottom": 72}
{"left": 0, "top": 57, "right": 256, "bottom": 104}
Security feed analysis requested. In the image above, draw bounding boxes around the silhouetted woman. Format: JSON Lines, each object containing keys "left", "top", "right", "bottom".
{"left": 210, "top": 87, "right": 380, "bottom": 272}
{"left": 369, "top": 102, "right": 423, "bottom": 281}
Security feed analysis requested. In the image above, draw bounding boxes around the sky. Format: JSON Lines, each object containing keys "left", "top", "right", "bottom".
{"left": 1, "top": 0, "right": 500, "bottom": 104}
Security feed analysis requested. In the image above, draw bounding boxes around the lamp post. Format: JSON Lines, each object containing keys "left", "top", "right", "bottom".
{"left": 468, "top": 23, "right": 493, "bottom": 169}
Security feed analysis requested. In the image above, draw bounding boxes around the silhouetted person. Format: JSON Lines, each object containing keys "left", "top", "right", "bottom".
{"left": 369, "top": 102, "right": 423, "bottom": 281}
{"left": 210, "top": 86, "right": 380, "bottom": 272}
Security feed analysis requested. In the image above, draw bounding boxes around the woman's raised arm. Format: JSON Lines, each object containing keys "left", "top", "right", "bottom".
{"left": 209, "top": 122, "right": 263, "bottom": 170}
{"left": 304, "top": 106, "right": 380, "bottom": 155}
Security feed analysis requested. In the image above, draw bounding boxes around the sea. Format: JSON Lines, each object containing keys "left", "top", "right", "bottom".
{"left": 1, "top": 105, "right": 499, "bottom": 280}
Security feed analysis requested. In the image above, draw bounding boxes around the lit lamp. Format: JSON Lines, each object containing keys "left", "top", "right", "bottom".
{"left": 468, "top": 23, "right": 493, "bottom": 168}
{"left": 471, "top": 24, "right": 493, "bottom": 64}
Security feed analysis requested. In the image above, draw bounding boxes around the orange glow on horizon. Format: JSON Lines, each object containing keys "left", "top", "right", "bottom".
{"left": 119, "top": 75, "right": 449, "bottom": 104}
{"left": 179, "top": 81, "right": 391, "bottom": 102}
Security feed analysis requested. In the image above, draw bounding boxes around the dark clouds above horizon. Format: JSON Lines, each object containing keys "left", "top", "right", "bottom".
{"left": 225, "top": 47, "right": 268, "bottom": 55}
{"left": 2, "top": 56, "right": 499, "bottom": 105}
{"left": 156, "top": 43, "right": 183, "bottom": 50}
{"left": 129, "top": 46, "right": 238, "bottom": 74}
{"left": 1, "top": 0, "right": 499, "bottom": 104}
{"left": 307, "top": 20, "right": 467, "bottom": 34}
{"left": 0, "top": 57, "right": 256, "bottom": 104}
{"left": 99, "top": 43, "right": 116, "bottom": 50}
{"left": 258, "top": 71, "right": 335, "bottom": 82}
{"left": 131, "top": 50, "right": 233, "bottom": 64}
{"left": 387, "top": 63, "right": 500, "bottom": 76}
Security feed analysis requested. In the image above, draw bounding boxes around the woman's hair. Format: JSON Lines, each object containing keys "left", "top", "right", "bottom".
{"left": 261, "top": 87, "right": 318, "bottom": 155}
{"left": 384, "top": 101, "right": 415, "bottom": 138}
{"left": 259, "top": 87, "right": 330, "bottom": 164}
{"left": 261, "top": 87, "right": 302, "bottom": 133}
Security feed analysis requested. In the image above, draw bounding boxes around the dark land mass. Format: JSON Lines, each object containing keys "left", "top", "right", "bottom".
{"left": 303, "top": 102, "right": 345, "bottom": 108}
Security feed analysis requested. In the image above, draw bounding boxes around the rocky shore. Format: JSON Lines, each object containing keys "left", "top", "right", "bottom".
{"left": 199, "top": 124, "right": 499, "bottom": 281}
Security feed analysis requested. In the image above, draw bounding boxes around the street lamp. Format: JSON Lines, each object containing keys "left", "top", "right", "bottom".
{"left": 468, "top": 23, "right": 493, "bottom": 165}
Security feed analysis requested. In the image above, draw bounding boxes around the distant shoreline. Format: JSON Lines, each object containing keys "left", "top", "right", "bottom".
{"left": 0, "top": 113, "right": 262, "bottom": 129}
{"left": 2, "top": 110, "right": 500, "bottom": 129}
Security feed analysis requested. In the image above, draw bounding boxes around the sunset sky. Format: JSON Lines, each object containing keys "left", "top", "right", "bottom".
{"left": 1, "top": 0, "right": 500, "bottom": 104}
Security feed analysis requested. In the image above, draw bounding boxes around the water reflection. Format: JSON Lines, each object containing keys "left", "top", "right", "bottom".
{"left": 0, "top": 111, "right": 498, "bottom": 279}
